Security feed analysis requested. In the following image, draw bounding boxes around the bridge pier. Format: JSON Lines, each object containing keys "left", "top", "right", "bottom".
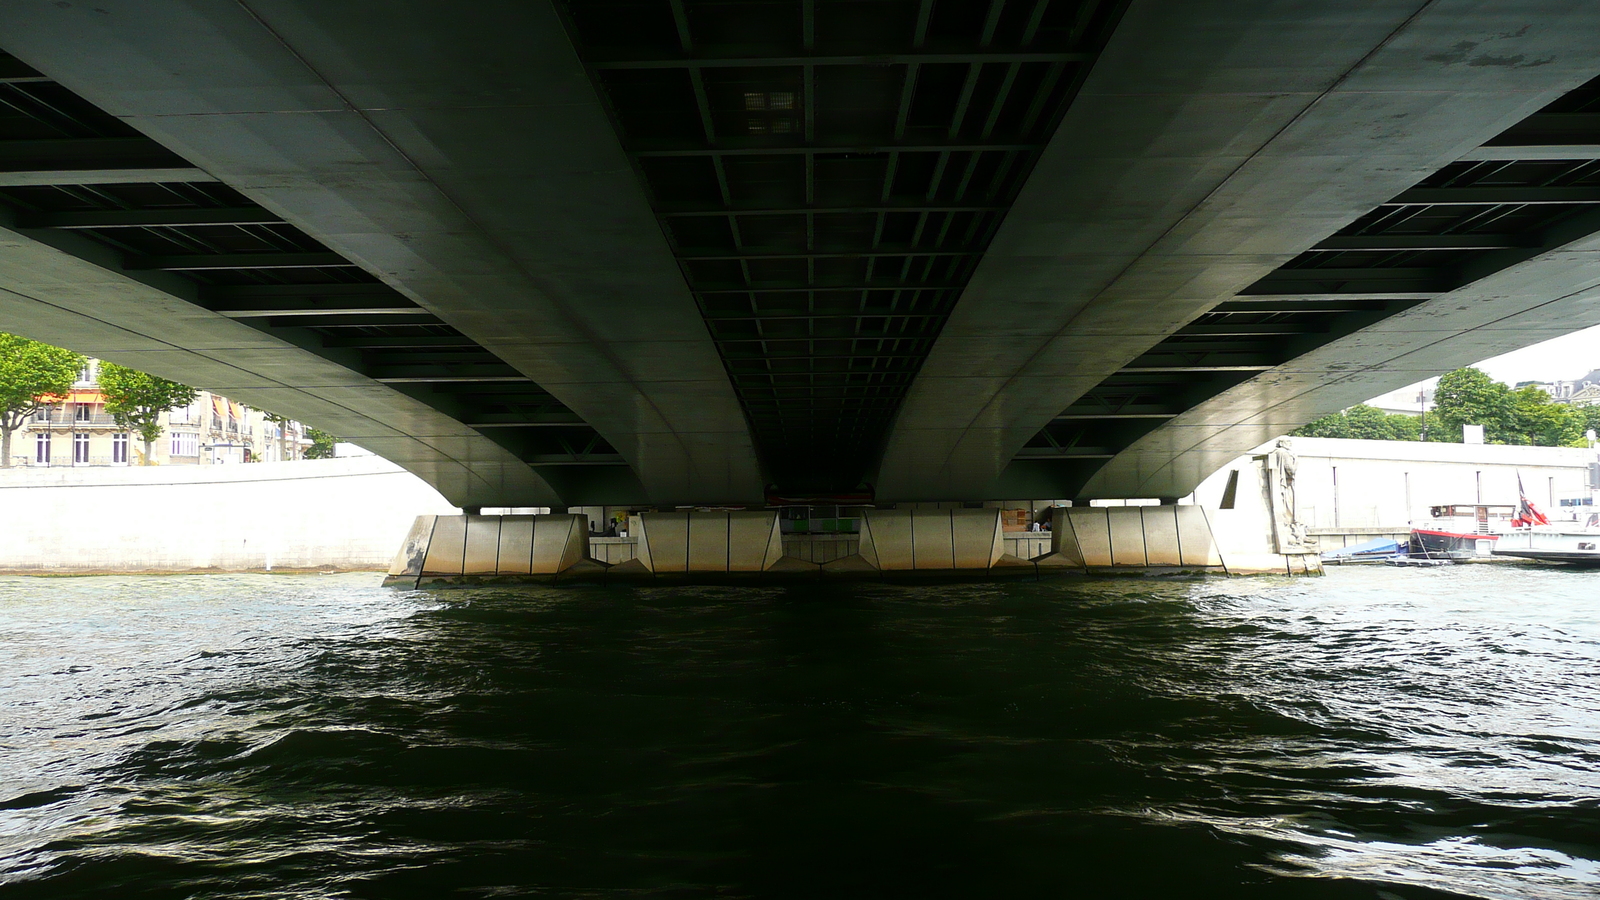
{"left": 386, "top": 492, "right": 1319, "bottom": 586}
{"left": 606, "top": 511, "right": 818, "bottom": 581}
{"left": 818, "top": 508, "right": 1036, "bottom": 578}
{"left": 1029, "top": 505, "right": 1318, "bottom": 576}
{"left": 383, "top": 513, "right": 603, "bottom": 586}
{"left": 1034, "top": 506, "right": 1226, "bottom": 574}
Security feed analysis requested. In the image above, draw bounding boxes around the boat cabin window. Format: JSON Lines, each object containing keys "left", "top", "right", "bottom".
{"left": 1427, "top": 504, "right": 1515, "bottom": 518}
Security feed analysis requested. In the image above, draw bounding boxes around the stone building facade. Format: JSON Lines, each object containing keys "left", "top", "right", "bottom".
{"left": 7, "top": 360, "right": 310, "bottom": 467}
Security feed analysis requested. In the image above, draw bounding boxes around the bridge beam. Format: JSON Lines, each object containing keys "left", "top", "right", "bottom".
{"left": 874, "top": 0, "right": 1600, "bottom": 501}
{"left": 0, "top": 216, "right": 561, "bottom": 508}
{"left": 0, "top": 137, "right": 213, "bottom": 185}
{"left": 1078, "top": 217, "right": 1600, "bottom": 500}
{"left": 0, "top": 0, "right": 764, "bottom": 505}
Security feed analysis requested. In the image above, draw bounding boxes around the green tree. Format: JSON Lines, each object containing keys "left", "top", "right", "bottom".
{"left": 305, "top": 428, "right": 338, "bottom": 460}
{"left": 1508, "top": 385, "right": 1583, "bottom": 446}
{"left": 97, "top": 362, "right": 199, "bottom": 465}
{"left": 1428, "top": 367, "right": 1514, "bottom": 442}
{"left": 0, "top": 333, "right": 84, "bottom": 468}
{"left": 1571, "top": 404, "right": 1600, "bottom": 445}
{"left": 1291, "top": 404, "right": 1422, "bottom": 441}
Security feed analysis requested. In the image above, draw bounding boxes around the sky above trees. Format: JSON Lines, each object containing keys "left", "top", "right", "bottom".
{"left": 1367, "top": 323, "right": 1600, "bottom": 410}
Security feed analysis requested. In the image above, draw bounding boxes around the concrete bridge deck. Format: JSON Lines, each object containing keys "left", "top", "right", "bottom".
{"left": 1, "top": 1, "right": 1599, "bottom": 512}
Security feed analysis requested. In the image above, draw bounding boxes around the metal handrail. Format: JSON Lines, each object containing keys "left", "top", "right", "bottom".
{"left": 8, "top": 455, "right": 134, "bottom": 467}
{"left": 32, "top": 413, "right": 123, "bottom": 427}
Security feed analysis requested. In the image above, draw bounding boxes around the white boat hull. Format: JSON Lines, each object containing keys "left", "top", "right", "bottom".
{"left": 1492, "top": 531, "right": 1600, "bottom": 566}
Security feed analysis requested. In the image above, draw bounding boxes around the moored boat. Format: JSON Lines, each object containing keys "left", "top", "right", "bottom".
{"left": 1410, "top": 528, "right": 1498, "bottom": 561}
{"left": 1492, "top": 530, "right": 1600, "bottom": 566}
{"left": 1488, "top": 472, "right": 1600, "bottom": 566}
{"left": 1406, "top": 502, "right": 1511, "bottom": 560}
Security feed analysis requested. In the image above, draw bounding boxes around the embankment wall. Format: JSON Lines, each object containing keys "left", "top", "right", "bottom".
{"left": 1191, "top": 437, "right": 1598, "bottom": 546}
{"left": 0, "top": 457, "right": 458, "bottom": 572}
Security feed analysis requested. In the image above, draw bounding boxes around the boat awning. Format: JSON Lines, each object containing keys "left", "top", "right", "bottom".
{"left": 1321, "top": 537, "right": 1402, "bottom": 560}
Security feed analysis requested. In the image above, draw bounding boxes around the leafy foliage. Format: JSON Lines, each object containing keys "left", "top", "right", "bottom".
{"left": 1573, "top": 404, "right": 1600, "bottom": 442}
{"left": 97, "top": 362, "right": 199, "bottom": 465}
{"left": 0, "top": 333, "right": 84, "bottom": 467}
{"left": 1427, "top": 367, "right": 1596, "bottom": 446}
{"left": 1429, "top": 368, "right": 1515, "bottom": 443}
{"left": 1507, "top": 385, "right": 1584, "bottom": 446}
{"left": 1295, "top": 367, "right": 1600, "bottom": 446}
{"left": 1291, "top": 404, "right": 1422, "bottom": 441}
{"left": 305, "top": 428, "right": 338, "bottom": 460}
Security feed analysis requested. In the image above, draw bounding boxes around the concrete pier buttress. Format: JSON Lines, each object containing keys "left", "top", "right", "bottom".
{"left": 611, "top": 510, "right": 807, "bottom": 579}
{"left": 824, "top": 508, "right": 1028, "bottom": 577}
{"left": 1035, "top": 504, "right": 1321, "bottom": 576}
{"left": 384, "top": 514, "right": 597, "bottom": 586}
{"left": 386, "top": 502, "right": 1318, "bottom": 586}
{"left": 1035, "top": 506, "right": 1228, "bottom": 574}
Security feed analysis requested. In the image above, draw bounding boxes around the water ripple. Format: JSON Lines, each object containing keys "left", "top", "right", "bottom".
{"left": 0, "top": 566, "right": 1596, "bottom": 897}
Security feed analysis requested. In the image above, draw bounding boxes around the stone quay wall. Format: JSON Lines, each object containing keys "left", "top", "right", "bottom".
{"left": 0, "top": 456, "right": 458, "bottom": 573}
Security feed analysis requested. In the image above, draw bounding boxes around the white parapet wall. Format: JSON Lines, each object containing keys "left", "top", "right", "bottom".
{"left": 0, "top": 456, "right": 459, "bottom": 573}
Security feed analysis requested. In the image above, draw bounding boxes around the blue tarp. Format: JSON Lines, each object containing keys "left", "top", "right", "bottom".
{"left": 1321, "top": 537, "right": 1404, "bottom": 560}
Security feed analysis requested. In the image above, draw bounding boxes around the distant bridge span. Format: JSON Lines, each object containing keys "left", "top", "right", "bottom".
{"left": 2, "top": 0, "right": 1600, "bottom": 508}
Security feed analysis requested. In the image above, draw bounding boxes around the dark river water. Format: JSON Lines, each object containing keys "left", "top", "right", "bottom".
{"left": 1, "top": 566, "right": 1596, "bottom": 899}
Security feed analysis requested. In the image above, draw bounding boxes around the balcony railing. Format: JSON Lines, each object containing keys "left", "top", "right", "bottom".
{"left": 9, "top": 455, "right": 133, "bottom": 467}
{"left": 32, "top": 414, "right": 123, "bottom": 428}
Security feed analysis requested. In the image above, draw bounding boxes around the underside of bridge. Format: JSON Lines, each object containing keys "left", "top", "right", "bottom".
{"left": 1025, "top": 71, "right": 1600, "bottom": 500}
{"left": 0, "top": 51, "right": 609, "bottom": 505}
{"left": 558, "top": 0, "right": 1125, "bottom": 493}
{"left": 1, "top": 1, "right": 1600, "bottom": 507}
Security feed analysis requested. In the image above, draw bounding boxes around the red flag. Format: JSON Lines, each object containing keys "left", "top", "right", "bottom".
{"left": 1512, "top": 473, "right": 1549, "bottom": 527}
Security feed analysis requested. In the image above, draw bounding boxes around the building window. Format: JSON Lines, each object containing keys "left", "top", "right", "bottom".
{"left": 170, "top": 432, "right": 198, "bottom": 457}
{"left": 74, "top": 402, "right": 92, "bottom": 422}
{"left": 112, "top": 433, "right": 129, "bottom": 464}
{"left": 77, "top": 363, "right": 92, "bottom": 384}
{"left": 34, "top": 432, "right": 50, "bottom": 464}
{"left": 73, "top": 432, "right": 90, "bottom": 464}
